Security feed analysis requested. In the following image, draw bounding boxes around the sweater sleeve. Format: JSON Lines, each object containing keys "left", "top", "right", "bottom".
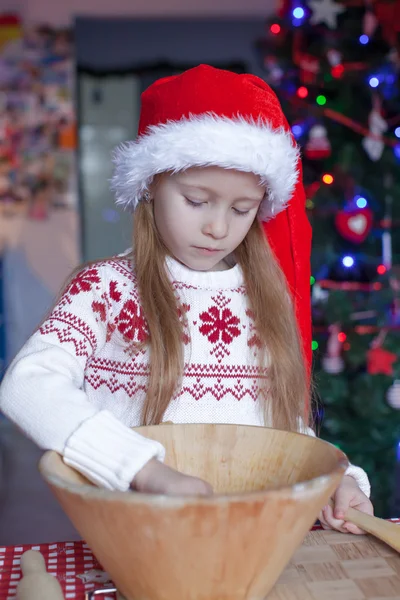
{"left": 0, "top": 264, "right": 165, "bottom": 491}
{"left": 298, "top": 420, "right": 371, "bottom": 498}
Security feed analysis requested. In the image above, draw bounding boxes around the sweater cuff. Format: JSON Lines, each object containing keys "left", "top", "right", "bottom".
{"left": 63, "top": 411, "right": 166, "bottom": 491}
{"left": 345, "top": 464, "right": 371, "bottom": 498}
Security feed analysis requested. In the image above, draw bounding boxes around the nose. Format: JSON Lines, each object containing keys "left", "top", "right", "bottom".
{"left": 202, "top": 211, "right": 229, "bottom": 240}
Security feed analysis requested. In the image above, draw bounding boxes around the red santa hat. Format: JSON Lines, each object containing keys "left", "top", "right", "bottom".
{"left": 111, "top": 64, "right": 312, "bottom": 376}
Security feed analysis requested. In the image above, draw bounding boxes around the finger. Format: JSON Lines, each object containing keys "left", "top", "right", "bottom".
{"left": 319, "top": 516, "right": 332, "bottom": 530}
{"left": 318, "top": 511, "right": 329, "bottom": 529}
{"left": 322, "top": 504, "right": 347, "bottom": 533}
{"left": 333, "top": 489, "right": 353, "bottom": 521}
{"left": 343, "top": 522, "right": 366, "bottom": 535}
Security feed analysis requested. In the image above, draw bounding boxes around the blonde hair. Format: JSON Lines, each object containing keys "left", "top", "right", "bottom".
{"left": 133, "top": 199, "right": 310, "bottom": 431}
{"left": 48, "top": 192, "right": 310, "bottom": 432}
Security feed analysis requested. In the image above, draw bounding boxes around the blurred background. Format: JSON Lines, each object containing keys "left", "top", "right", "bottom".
{"left": 0, "top": 0, "right": 399, "bottom": 544}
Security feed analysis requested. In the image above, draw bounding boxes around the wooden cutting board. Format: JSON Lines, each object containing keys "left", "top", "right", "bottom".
{"left": 269, "top": 529, "right": 400, "bottom": 599}
{"left": 117, "top": 530, "right": 400, "bottom": 600}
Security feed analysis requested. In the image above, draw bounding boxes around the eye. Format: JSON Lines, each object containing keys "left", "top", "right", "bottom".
{"left": 184, "top": 197, "right": 204, "bottom": 208}
{"left": 233, "top": 208, "right": 250, "bottom": 216}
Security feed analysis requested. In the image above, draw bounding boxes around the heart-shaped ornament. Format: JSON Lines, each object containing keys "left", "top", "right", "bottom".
{"left": 335, "top": 208, "right": 373, "bottom": 243}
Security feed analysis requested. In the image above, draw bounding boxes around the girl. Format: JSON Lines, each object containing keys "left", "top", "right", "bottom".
{"left": 0, "top": 64, "right": 372, "bottom": 534}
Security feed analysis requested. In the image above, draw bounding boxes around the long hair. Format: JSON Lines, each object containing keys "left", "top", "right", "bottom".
{"left": 235, "top": 219, "right": 309, "bottom": 431}
{"left": 132, "top": 200, "right": 184, "bottom": 425}
{"left": 133, "top": 200, "right": 310, "bottom": 430}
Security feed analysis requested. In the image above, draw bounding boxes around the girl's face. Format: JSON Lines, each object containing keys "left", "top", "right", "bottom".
{"left": 152, "top": 167, "right": 264, "bottom": 271}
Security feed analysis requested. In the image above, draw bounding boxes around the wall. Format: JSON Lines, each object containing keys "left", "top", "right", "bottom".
{"left": 0, "top": 19, "right": 79, "bottom": 364}
{"left": 0, "top": 0, "right": 277, "bottom": 26}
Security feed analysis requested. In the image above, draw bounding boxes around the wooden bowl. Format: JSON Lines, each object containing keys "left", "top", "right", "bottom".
{"left": 39, "top": 424, "right": 347, "bottom": 600}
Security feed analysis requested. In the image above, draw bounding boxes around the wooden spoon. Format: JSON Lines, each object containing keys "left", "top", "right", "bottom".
{"left": 16, "top": 550, "right": 65, "bottom": 600}
{"left": 328, "top": 502, "right": 400, "bottom": 553}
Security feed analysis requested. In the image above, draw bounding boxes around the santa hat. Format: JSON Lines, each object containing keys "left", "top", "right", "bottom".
{"left": 111, "top": 64, "right": 312, "bottom": 376}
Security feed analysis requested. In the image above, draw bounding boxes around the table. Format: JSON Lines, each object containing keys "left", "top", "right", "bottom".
{"left": 1, "top": 522, "right": 400, "bottom": 600}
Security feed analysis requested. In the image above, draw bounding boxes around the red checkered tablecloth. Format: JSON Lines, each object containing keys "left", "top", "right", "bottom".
{"left": 1, "top": 521, "right": 400, "bottom": 599}
{"left": 0, "top": 540, "right": 113, "bottom": 600}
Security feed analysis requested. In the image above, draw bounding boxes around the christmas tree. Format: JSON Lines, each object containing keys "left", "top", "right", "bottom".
{"left": 256, "top": 0, "right": 400, "bottom": 517}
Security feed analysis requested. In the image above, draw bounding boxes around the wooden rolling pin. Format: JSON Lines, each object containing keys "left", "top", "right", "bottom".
{"left": 16, "top": 550, "right": 65, "bottom": 600}
{"left": 345, "top": 506, "right": 400, "bottom": 552}
{"left": 328, "top": 500, "right": 400, "bottom": 553}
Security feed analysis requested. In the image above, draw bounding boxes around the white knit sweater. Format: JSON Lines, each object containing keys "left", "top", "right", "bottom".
{"left": 0, "top": 254, "right": 370, "bottom": 495}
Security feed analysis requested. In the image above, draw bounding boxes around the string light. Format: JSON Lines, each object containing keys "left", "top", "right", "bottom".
{"left": 369, "top": 76, "right": 379, "bottom": 88}
{"left": 359, "top": 34, "right": 369, "bottom": 45}
{"left": 310, "top": 276, "right": 316, "bottom": 285}
{"left": 292, "top": 7, "right": 305, "bottom": 24}
{"left": 377, "top": 264, "right": 387, "bottom": 275}
{"left": 322, "top": 173, "right": 334, "bottom": 184}
{"left": 293, "top": 7, "right": 305, "bottom": 18}
{"left": 270, "top": 23, "right": 281, "bottom": 34}
{"left": 343, "top": 342, "right": 351, "bottom": 351}
{"left": 342, "top": 256, "right": 354, "bottom": 268}
{"left": 338, "top": 332, "right": 347, "bottom": 343}
{"left": 395, "top": 127, "right": 400, "bottom": 138}
{"left": 297, "top": 86, "right": 308, "bottom": 98}
{"left": 292, "top": 124, "right": 304, "bottom": 137}
{"left": 316, "top": 95, "right": 327, "bottom": 105}
{"left": 394, "top": 146, "right": 400, "bottom": 160}
{"left": 355, "top": 196, "right": 367, "bottom": 208}
{"left": 312, "top": 340, "right": 319, "bottom": 351}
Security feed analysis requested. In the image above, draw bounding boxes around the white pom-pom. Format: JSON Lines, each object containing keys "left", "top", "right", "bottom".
{"left": 387, "top": 381, "right": 400, "bottom": 409}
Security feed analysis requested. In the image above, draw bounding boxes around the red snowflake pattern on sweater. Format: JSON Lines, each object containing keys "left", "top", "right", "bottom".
{"left": 199, "top": 292, "right": 241, "bottom": 362}
{"left": 69, "top": 268, "right": 101, "bottom": 296}
{"left": 91, "top": 280, "right": 124, "bottom": 342}
{"left": 117, "top": 299, "right": 148, "bottom": 343}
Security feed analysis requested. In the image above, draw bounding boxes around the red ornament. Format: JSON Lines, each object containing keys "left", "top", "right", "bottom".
{"left": 367, "top": 346, "right": 397, "bottom": 375}
{"left": 331, "top": 64, "right": 345, "bottom": 78}
{"left": 335, "top": 208, "right": 373, "bottom": 244}
{"left": 298, "top": 53, "right": 320, "bottom": 84}
{"left": 305, "top": 125, "right": 331, "bottom": 160}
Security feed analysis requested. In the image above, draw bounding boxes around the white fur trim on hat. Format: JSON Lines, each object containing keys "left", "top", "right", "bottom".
{"left": 111, "top": 114, "right": 300, "bottom": 220}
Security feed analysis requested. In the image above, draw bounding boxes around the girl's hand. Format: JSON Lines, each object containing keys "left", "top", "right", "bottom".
{"left": 319, "top": 475, "right": 373, "bottom": 535}
{"left": 132, "top": 458, "right": 213, "bottom": 496}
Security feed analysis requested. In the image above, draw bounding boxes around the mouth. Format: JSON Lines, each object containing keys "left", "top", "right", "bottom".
{"left": 193, "top": 246, "right": 222, "bottom": 253}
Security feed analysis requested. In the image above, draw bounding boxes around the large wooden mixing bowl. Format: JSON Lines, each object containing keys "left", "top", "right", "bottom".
{"left": 39, "top": 423, "right": 348, "bottom": 600}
